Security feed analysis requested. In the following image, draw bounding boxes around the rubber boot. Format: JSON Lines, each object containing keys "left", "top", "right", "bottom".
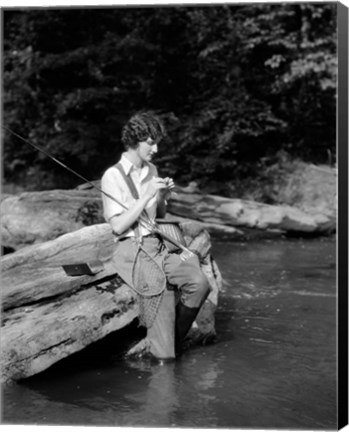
{"left": 126, "top": 289, "right": 176, "bottom": 361}
{"left": 175, "top": 301, "right": 200, "bottom": 355}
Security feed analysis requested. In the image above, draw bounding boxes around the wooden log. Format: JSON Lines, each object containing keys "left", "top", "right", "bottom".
{"left": 1, "top": 182, "right": 335, "bottom": 252}
{"left": 1, "top": 278, "right": 138, "bottom": 384}
{"left": 168, "top": 192, "right": 335, "bottom": 234}
{"left": 1, "top": 189, "right": 103, "bottom": 250}
{"left": 1, "top": 224, "right": 116, "bottom": 310}
{"left": 1, "top": 222, "right": 221, "bottom": 385}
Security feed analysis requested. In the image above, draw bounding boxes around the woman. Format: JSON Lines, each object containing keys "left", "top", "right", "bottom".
{"left": 101, "top": 112, "right": 210, "bottom": 359}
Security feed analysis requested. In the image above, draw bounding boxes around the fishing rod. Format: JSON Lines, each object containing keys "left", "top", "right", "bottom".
{"left": 2, "top": 125, "right": 193, "bottom": 256}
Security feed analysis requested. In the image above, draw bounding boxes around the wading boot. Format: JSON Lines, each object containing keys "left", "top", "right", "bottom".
{"left": 125, "top": 289, "right": 176, "bottom": 361}
{"left": 175, "top": 301, "right": 200, "bottom": 356}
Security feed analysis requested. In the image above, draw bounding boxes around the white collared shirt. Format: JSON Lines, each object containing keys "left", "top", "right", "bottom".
{"left": 101, "top": 153, "right": 158, "bottom": 237}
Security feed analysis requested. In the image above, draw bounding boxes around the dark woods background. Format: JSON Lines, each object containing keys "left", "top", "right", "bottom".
{"left": 2, "top": 3, "right": 337, "bottom": 197}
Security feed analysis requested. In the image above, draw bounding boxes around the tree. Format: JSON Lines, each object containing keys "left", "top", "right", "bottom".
{"left": 2, "top": 4, "right": 337, "bottom": 192}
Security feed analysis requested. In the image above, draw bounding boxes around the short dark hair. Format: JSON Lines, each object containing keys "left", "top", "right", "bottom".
{"left": 121, "top": 112, "right": 166, "bottom": 149}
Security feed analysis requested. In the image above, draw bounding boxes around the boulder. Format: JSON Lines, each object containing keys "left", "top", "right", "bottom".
{"left": 1, "top": 222, "right": 221, "bottom": 385}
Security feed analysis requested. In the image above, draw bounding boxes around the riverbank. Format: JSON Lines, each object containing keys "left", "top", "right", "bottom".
{"left": 193, "top": 153, "right": 336, "bottom": 221}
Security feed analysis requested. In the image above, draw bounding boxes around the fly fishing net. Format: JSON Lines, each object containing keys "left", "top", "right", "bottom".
{"left": 131, "top": 245, "right": 167, "bottom": 328}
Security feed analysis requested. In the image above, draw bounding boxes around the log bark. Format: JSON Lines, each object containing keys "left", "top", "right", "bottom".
{"left": 168, "top": 191, "right": 335, "bottom": 235}
{"left": 0, "top": 184, "right": 335, "bottom": 251}
{"left": 1, "top": 189, "right": 103, "bottom": 250}
{"left": 1, "top": 222, "right": 221, "bottom": 385}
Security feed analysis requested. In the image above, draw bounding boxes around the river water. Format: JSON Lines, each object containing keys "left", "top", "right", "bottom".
{"left": 1, "top": 238, "right": 337, "bottom": 429}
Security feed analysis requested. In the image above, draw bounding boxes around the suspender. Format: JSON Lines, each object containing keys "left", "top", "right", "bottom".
{"left": 114, "top": 162, "right": 140, "bottom": 200}
{"left": 114, "top": 163, "right": 151, "bottom": 239}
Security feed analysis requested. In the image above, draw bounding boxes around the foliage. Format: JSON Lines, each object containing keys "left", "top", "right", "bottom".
{"left": 2, "top": 4, "right": 337, "bottom": 193}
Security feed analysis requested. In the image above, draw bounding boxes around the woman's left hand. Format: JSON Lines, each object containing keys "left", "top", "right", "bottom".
{"left": 158, "top": 177, "right": 175, "bottom": 201}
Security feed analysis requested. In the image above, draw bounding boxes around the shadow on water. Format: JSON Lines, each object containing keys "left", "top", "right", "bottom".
{"left": 2, "top": 237, "right": 337, "bottom": 429}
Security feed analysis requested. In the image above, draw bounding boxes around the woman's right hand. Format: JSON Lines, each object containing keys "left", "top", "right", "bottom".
{"left": 144, "top": 177, "right": 168, "bottom": 199}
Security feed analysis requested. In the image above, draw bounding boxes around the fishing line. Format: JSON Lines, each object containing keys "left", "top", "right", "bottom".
{"left": 2, "top": 125, "right": 193, "bottom": 257}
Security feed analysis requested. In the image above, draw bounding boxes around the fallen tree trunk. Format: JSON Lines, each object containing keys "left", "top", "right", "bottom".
{"left": 1, "top": 189, "right": 103, "bottom": 250}
{"left": 1, "top": 222, "right": 221, "bottom": 385}
{"left": 0, "top": 185, "right": 335, "bottom": 251}
{"left": 167, "top": 191, "right": 335, "bottom": 235}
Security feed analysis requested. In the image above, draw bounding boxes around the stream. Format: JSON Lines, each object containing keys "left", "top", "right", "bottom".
{"left": 1, "top": 237, "right": 337, "bottom": 429}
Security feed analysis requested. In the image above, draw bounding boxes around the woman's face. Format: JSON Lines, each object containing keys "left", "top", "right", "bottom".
{"left": 137, "top": 137, "right": 159, "bottom": 163}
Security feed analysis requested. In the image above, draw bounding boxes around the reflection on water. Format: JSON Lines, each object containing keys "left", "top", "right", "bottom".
{"left": 2, "top": 238, "right": 337, "bottom": 429}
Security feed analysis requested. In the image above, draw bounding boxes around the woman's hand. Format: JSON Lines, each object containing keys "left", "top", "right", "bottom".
{"left": 158, "top": 177, "right": 175, "bottom": 201}
{"left": 155, "top": 177, "right": 175, "bottom": 218}
{"left": 144, "top": 177, "right": 169, "bottom": 200}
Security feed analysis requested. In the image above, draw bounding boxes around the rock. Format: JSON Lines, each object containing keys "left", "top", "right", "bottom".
{"left": 271, "top": 162, "right": 337, "bottom": 219}
{"left": 1, "top": 222, "right": 222, "bottom": 385}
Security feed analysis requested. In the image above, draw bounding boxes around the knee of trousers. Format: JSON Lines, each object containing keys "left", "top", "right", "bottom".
{"left": 181, "top": 271, "right": 211, "bottom": 308}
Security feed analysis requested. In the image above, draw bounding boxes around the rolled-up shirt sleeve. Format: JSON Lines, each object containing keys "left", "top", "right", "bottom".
{"left": 101, "top": 168, "right": 125, "bottom": 222}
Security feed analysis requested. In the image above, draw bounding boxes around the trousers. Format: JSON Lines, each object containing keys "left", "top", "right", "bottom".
{"left": 110, "top": 235, "right": 210, "bottom": 308}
